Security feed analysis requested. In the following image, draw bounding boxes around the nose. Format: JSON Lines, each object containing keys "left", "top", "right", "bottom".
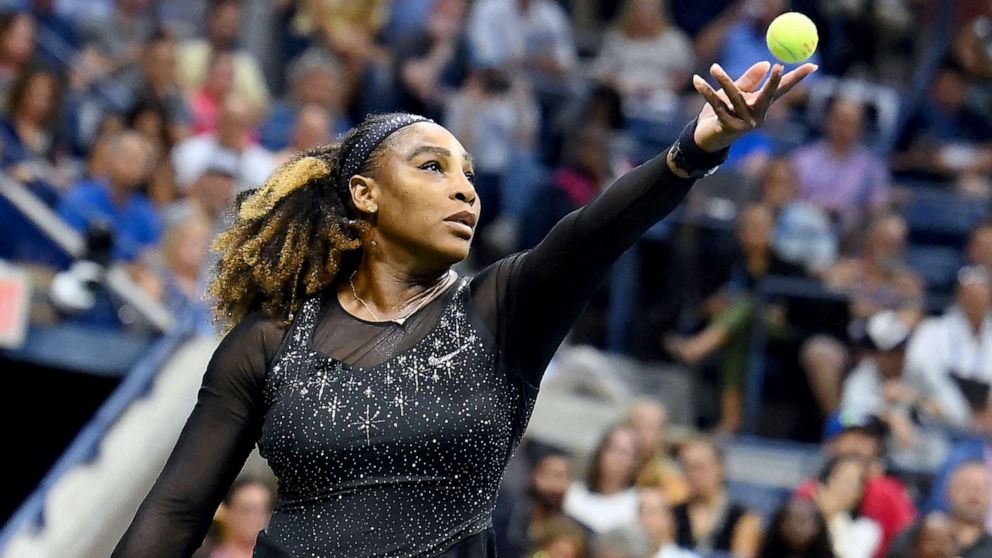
{"left": 451, "top": 176, "right": 477, "bottom": 206}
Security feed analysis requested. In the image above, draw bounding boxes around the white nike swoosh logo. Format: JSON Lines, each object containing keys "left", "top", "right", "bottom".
{"left": 428, "top": 343, "right": 470, "bottom": 366}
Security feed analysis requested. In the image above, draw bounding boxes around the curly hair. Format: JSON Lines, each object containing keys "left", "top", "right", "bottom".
{"left": 208, "top": 113, "right": 416, "bottom": 330}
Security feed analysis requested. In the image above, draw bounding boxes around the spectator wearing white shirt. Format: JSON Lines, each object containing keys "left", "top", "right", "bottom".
{"left": 905, "top": 265, "right": 992, "bottom": 428}
{"left": 563, "top": 424, "right": 640, "bottom": 534}
{"left": 591, "top": 0, "right": 695, "bottom": 103}
{"left": 639, "top": 488, "right": 699, "bottom": 558}
{"left": 171, "top": 95, "right": 275, "bottom": 193}
{"left": 465, "top": 0, "right": 577, "bottom": 88}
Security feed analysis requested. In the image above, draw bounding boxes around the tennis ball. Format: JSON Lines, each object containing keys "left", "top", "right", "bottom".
{"left": 766, "top": 12, "right": 818, "bottom": 64}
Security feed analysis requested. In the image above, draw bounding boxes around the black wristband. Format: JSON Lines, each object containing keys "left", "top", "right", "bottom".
{"left": 669, "top": 118, "right": 730, "bottom": 177}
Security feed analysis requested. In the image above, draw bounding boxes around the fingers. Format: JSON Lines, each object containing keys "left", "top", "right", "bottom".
{"left": 775, "top": 63, "right": 819, "bottom": 100}
{"left": 692, "top": 74, "right": 737, "bottom": 124}
{"left": 735, "top": 61, "right": 772, "bottom": 93}
{"left": 752, "top": 64, "right": 784, "bottom": 113}
{"left": 710, "top": 64, "right": 753, "bottom": 125}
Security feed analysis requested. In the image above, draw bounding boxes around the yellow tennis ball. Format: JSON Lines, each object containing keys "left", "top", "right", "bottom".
{"left": 766, "top": 12, "right": 818, "bottom": 64}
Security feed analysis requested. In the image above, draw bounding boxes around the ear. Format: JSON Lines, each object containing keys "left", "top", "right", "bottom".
{"left": 348, "top": 175, "right": 379, "bottom": 215}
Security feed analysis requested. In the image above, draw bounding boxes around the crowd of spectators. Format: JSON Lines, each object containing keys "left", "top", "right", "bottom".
{"left": 3, "top": 0, "right": 992, "bottom": 557}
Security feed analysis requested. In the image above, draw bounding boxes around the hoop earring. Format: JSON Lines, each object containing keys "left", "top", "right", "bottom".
{"left": 370, "top": 239, "right": 378, "bottom": 248}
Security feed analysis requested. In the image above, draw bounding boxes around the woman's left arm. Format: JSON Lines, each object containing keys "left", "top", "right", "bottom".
{"left": 498, "top": 61, "right": 816, "bottom": 382}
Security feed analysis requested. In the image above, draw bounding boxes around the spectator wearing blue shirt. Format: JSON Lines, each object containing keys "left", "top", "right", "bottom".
{"left": 927, "top": 399, "right": 992, "bottom": 516}
{"left": 57, "top": 130, "right": 160, "bottom": 263}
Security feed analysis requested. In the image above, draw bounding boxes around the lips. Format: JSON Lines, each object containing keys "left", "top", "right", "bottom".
{"left": 444, "top": 211, "right": 477, "bottom": 229}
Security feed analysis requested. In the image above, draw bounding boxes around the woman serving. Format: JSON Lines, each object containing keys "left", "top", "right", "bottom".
{"left": 113, "top": 60, "right": 814, "bottom": 558}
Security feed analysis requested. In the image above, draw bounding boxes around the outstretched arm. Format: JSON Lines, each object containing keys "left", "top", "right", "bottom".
{"left": 474, "top": 61, "right": 816, "bottom": 384}
{"left": 112, "top": 314, "right": 281, "bottom": 557}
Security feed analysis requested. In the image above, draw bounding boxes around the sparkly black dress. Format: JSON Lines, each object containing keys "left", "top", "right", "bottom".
{"left": 113, "top": 151, "right": 697, "bottom": 557}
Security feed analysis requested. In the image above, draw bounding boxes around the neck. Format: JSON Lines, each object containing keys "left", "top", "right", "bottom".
{"left": 694, "top": 489, "right": 723, "bottom": 507}
{"left": 597, "top": 478, "right": 627, "bottom": 496}
{"left": 341, "top": 255, "right": 451, "bottom": 321}
{"left": 827, "top": 140, "right": 853, "bottom": 157}
{"left": 106, "top": 181, "right": 131, "bottom": 206}
{"left": 952, "top": 516, "right": 984, "bottom": 549}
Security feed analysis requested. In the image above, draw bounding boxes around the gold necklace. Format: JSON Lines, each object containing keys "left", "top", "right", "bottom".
{"left": 348, "top": 269, "right": 453, "bottom": 323}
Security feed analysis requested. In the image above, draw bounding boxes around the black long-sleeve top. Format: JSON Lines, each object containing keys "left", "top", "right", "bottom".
{"left": 112, "top": 149, "right": 699, "bottom": 557}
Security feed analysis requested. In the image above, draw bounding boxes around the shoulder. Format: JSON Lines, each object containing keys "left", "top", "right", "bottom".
{"left": 213, "top": 311, "right": 288, "bottom": 378}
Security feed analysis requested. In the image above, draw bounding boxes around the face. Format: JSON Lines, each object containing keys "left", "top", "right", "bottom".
{"left": 21, "top": 73, "right": 54, "bottom": 122}
{"left": 169, "top": 219, "right": 210, "bottom": 276}
{"left": 354, "top": 123, "right": 479, "bottom": 269}
{"left": 958, "top": 280, "right": 992, "bottom": 328}
{"left": 828, "top": 431, "right": 882, "bottom": 467}
{"left": 628, "top": 403, "right": 666, "bottom": 461}
{"left": 531, "top": 455, "right": 572, "bottom": 508}
{"left": 948, "top": 464, "right": 991, "bottom": 525}
{"left": 225, "top": 484, "right": 273, "bottom": 545}
{"left": 296, "top": 66, "right": 344, "bottom": 110}
{"left": 208, "top": 3, "right": 240, "bottom": 48}
{"left": 291, "top": 105, "right": 332, "bottom": 151}
{"left": 738, "top": 205, "right": 774, "bottom": 255}
{"left": 597, "top": 428, "right": 638, "bottom": 489}
{"left": 2, "top": 14, "right": 35, "bottom": 65}
{"left": 218, "top": 96, "right": 253, "bottom": 145}
{"left": 874, "top": 350, "right": 906, "bottom": 379}
{"left": 638, "top": 489, "right": 675, "bottom": 543}
{"left": 933, "top": 70, "right": 968, "bottom": 111}
{"left": 194, "top": 171, "right": 235, "bottom": 217}
{"left": 968, "top": 226, "right": 992, "bottom": 267}
{"left": 108, "top": 134, "right": 153, "bottom": 189}
{"left": 823, "top": 459, "right": 866, "bottom": 512}
{"left": 133, "top": 109, "right": 165, "bottom": 146}
{"left": 205, "top": 54, "right": 235, "bottom": 97}
{"left": 914, "top": 515, "right": 957, "bottom": 558}
{"left": 825, "top": 99, "right": 865, "bottom": 150}
{"left": 780, "top": 498, "right": 821, "bottom": 550}
{"left": 680, "top": 442, "right": 723, "bottom": 497}
{"left": 867, "top": 216, "right": 907, "bottom": 262}
{"left": 144, "top": 40, "right": 177, "bottom": 87}
{"left": 760, "top": 160, "right": 797, "bottom": 210}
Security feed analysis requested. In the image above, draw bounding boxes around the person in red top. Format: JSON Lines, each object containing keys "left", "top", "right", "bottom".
{"left": 796, "top": 413, "right": 917, "bottom": 558}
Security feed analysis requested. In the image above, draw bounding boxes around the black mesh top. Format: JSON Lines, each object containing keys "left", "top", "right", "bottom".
{"left": 112, "top": 149, "right": 697, "bottom": 557}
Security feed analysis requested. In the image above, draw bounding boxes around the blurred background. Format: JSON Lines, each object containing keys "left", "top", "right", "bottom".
{"left": 1, "top": 0, "right": 992, "bottom": 557}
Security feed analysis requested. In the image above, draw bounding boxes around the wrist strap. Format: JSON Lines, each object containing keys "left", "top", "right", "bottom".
{"left": 672, "top": 118, "right": 731, "bottom": 173}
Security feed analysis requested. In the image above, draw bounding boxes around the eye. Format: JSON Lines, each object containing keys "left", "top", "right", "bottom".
{"left": 419, "top": 160, "right": 443, "bottom": 173}
{"left": 464, "top": 171, "right": 476, "bottom": 184}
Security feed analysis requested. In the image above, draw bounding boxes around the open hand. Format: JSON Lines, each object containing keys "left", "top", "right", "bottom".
{"left": 692, "top": 61, "right": 817, "bottom": 153}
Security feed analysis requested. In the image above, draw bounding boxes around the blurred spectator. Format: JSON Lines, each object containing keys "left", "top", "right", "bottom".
{"left": 840, "top": 311, "right": 949, "bottom": 472}
{"left": 891, "top": 462, "right": 992, "bottom": 558}
{"left": 157, "top": 213, "right": 213, "bottom": 334}
{"left": 165, "top": 154, "right": 235, "bottom": 231}
{"left": 0, "top": 65, "right": 65, "bottom": 185}
{"left": 520, "top": 125, "right": 609, "bottom": 251}
{"left": 563, "top": 424, "right": 640, "bottom": 534}
{"left": 526, "top": 515, "right": 589, "bottom": 558}
{"left": 273, "top": 104, "right": 332, "bottom": 165}
{"left": 124, "top": 31, "right": 191, "bottom": 145}
{"left": 78, "top": 0, "right": 154, "bottom": 76}
{"left": 209, "top": 477, "right": 275, "bottom": 558}
{"left": 819, "top": 0, "right": 918, "bottom": 83}
{"left": 465, "top": 0, "right": 577, "bottom": 89}
{"left": 892, "top": 59, "right": 992, "bottom": 183}
{"left": 259, "top": 49, "right": 347, "bottom": 152}
{"left": 171, "top": 95, "right": 276, "bottom": 192}
{"left": 672, "top": 438, "right": 762, "bottom": 557}
{"left": 125, "top": 97, "right": 178, "bottom": 207}
{"left": 177, "top": 0, "right": 270, "bottom": 112}
{"left": 821, "top": 212, "right": 923, "bottom": 321}
{"left": 797, "top": 414, "right": 917, "bottom": 558}
{"left": 757, "top": 497, "right": 834, "bottom": 558}
{"left": 906, "top": 513, "right": 958, "bottom": 558}
{"left": 966, "top": 222, "right": 992, "bottom": 270}
{"left": 759, "top": 158, "right": 838, "bottom": 274}
{"left": 494, "top": 443, "right": 582, "bottom": 558}
{"left": 0, "top": 11, "right": 36, "bottom": 98}
{"left": 638, "top": 488, "right": 699, "bottom": 558}
{"left": 625, "top": 399, "right": 689, "bottom": 504}
{"left": 665, "top": 203, "right": 804, "bottom": 433}
{"left": 189, "top": 50, "right": 234, "bottom": 135}
{"left": 56, "top": 130, "right": 159, "bottom": 262}
{"left": 927, "top": 399, "right": 992, "bottom": 517}
{"left": 791, "top": 97, "right": 891, "bottom": 234}
{"left": 904, "top": 266, "right": 992, "bottom": 428}
{"left": 812, "top": 456, "right": 882, "bottom": 558}
{"left": 590, "top": 0, "right": 694, "bottom": 103}
{"left": 394, "top": 0, "right": 468, "bottom": 122}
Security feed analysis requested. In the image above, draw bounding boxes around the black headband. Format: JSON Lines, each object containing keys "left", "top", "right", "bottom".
{"left": 338, "top": 113, "right": 433, "bottom": 190}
